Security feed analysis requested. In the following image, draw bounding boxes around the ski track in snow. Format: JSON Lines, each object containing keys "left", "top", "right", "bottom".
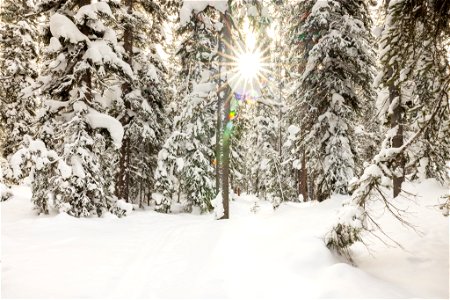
{"left": 1, "top": 180, "right": 449, "bottom": 298}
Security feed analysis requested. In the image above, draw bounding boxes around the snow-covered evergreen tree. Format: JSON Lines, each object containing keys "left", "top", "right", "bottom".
{"left": 0, "top": 0, "right": 40, "bottom": 176}
{"left": 154, "top": 3, "right": 224, "bottom": 213}
{"left": 113, "top": 0, "right": 170, "bottom": 206}
{"left": 290, "top": 0, "right": 375, "bottom": 201}
{"left": 22, "top": 1, "right": 132, "bottom": 216}
{"left": 326, "top": 0, "right": 450, "bottom": 257}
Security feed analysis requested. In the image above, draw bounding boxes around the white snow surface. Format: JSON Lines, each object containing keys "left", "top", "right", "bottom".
{"left": 1, "top": 180, "right": 448, "bottom": 298}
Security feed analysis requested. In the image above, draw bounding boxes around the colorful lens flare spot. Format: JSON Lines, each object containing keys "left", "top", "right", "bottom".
{"left": 229, "top": 111, "right": 236, "bottom": 120}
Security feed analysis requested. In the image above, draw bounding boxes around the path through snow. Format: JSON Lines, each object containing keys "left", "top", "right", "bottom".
{"left": 1, "top": 180, "right": 448, "bottom": 298}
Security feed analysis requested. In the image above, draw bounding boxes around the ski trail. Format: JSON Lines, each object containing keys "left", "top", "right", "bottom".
{"left": 108, "top": 219, "right": 220, "bottom": 298}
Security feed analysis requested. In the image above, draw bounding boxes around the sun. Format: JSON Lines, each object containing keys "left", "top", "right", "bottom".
{"left": 237, "top": 50, "right": 262, "bottom": 81}
{"left": 216, "top": 17, "right": 272, "bottom": 97}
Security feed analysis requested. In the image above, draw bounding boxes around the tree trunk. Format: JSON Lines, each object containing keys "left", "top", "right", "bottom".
{"left": 220, "top": 8, "right": 232, "bottom": 220}
{"left": 385, "top": 0, "right": 404, "bottom": 198}
{"left": 391, "top": 96, "right": 404, "bottom": 197}
{"left": 299, "top": 148, "right": 308, "bottom": 201}
{"left": 215, "top": 29, "right": 223, "bottom": 195}
{"left": 116, "top": 0, "right": 133, "bottom": 202}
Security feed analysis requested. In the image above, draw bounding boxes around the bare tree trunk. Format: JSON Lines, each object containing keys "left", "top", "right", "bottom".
{"left": 116, "top": 0, "right": 133, "bottom": 202}
{"left": 299, "top": 148, "right": 308, "bottom": 201}
{"left": 385, "top": 0, "right": 404, "bottom": 198}
{"left": 220, "top": 8, "right": 232, "bottom": 220}
{"left": 215, "top": 31, "right": 223, "bottom": 195}
{"left": 391, "top": 95, "right": 404, "bottom": 197}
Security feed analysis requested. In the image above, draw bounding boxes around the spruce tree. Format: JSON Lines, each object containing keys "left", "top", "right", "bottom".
{"left": 326, "top": 0, "right": 450, "bottom": 257}
{"left": 113, "top": 0, "right": 169, "bottom": 207}
{"left": 23, "top": 1, "right": 132, "bottom": 216}
{"left": 291, "top": 0, "right": 375, "bottom": 201}
{"left": 0, "top": 0, "right": 40, "bottom": 176}
{"left": 154, "top": 4, "right": 223, "bottom": 213}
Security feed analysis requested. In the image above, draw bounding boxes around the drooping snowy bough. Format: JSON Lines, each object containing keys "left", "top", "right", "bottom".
{"left": 325, "top": 0, "right": 450, "bottom": 258}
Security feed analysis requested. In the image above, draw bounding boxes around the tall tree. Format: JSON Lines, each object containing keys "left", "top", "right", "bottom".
{"left": 114, "top": 0, "right": 169, "bottom": 206}
{"left": 290, "top": 0, "right": 375, "bottom": 201}
{"left": 0, "top": 0, "right": 40, "bottom": 175}
{"left": 326, "top": 0, "right": 450, "bottom": 258}
{"left": 154, "top": 3, "right": 224, "bottom": 213}
{"left": 20, "top": 0, "right": 132, "bottom": 216}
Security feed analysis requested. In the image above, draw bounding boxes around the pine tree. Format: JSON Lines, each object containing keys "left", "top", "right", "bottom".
{"left": 326, "top": 0, "right": 450, "bottom": 258}
{"left": 0, "top": 0, "right": 40, "bottom": 176}
{"left": 113, "top": 0, "right": 170, "bottom": 207}
{"left": 290, "top": 0, "right": 375, "bottom": 201}
{"left": 229, "top": 0, "right": 288, "bottom": 207}
{"left": 23, "top": 1, "right": 132, "bottom": 216}
{"left": 154, "top": 4, "right": 223, "bottom": 213}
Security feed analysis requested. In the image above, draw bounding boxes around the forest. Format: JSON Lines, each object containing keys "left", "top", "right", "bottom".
{"left": 1, "top": 0, "right": 449, "bottom": 298}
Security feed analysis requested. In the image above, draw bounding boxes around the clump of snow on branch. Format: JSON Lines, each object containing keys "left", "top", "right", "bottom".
{"left": 180, "top": 0, "right": 228, "bottom": 26}
{"left": 49, "top": 13, "right": 87, "bottom": 43}
{"left": 211, "top": 192, "right": 224, "bottom": 219}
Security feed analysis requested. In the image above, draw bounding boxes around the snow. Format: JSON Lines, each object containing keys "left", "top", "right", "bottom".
{"left": 2, "top": 180, "right": 448, "bottom": 298}
{"left": 247, "top": 5, "right": 258, "bottom": 17}
{"left": 85, "top": 109, "right": 124, "bottom": 148}
{"left": 151, "top": 192, "right": 164, "bottom": 204}
{"left": 9, "top": 138, "right": 58, "bottom": 178}
{"left": 70, "top": 155, "right": 86, "bottom": 178}
{"left": 83, "top": 40, "right": 133, "bottom": 78}
{"left": 211, "top": 192, "right": 224, "bottom": 219}
{"left": 46, "top": 37, "right": 62, "bottom": 52}
{"left": 180, "top": 0, "right": 228, "bottom": 26}
{"left": 116, "top": 199, "right": 133, "bottom": 216}
{"left": 74, "top": 2, "right": 113, "bottom": 22}
{"left": 287, "top": 124, "right": 300, "bottom": 138}
{"left": 176, "top": 157, "right": 184, "bottom": 172}
{"left": 57, "top": 160, "right": 72, "bottom": 179}
{"left": 49, "top": 13, "right": 88, "bottom": 44}
{"left": 312, "top": 0, "right": 330, "bottom": 15}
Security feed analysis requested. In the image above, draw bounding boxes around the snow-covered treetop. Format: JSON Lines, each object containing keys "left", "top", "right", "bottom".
{"left": 180, "top": 0, "right": 228, "bottom": 26}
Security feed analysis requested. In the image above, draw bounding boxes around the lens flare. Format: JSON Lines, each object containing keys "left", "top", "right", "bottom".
{"left": 237, "top": 51, "right": 262, "bottom": 81}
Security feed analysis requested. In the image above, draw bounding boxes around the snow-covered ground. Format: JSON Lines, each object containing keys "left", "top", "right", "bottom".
{"left": 1, "top": 180, "right": 448, "bottom": 298}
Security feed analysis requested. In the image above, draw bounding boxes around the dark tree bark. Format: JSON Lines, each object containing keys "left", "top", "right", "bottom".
{"left": 385, "top": 0, "right": 404, "bottom": 198}
{"left": 299, "top": 148, "right": 308, "bottom": 201}
{"left": 116, "top": 0, "right": 133, "bottom": 202}
{"left": 79, "top": 0, "right": 92, "bottom": 103}
{"left": 220, "top": 8, "right": 232, "bottom": 220}
{"left": 391, "top": 92, "right": 404, "bottom": 198}
{"left": 215, "top": 27, "right": 223, "bottom": 195}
